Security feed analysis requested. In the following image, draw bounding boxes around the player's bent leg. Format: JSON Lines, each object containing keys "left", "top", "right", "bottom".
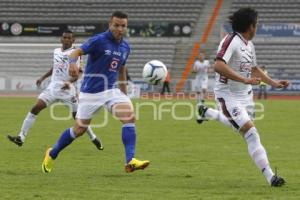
{"left": 72, "top": 112, "right": 103, "bottom": 150}
{"left": 30, "top": 99, "right": 47, "bottom": 115}
{"left": 41, "top": 122, "right": 87, "bottom": 173}
{"left": 241, "top": 122, "right": 285, "bottom": 186}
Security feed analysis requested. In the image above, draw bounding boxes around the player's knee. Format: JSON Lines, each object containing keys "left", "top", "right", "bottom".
{"left": 120, "top": 113, "right": 135, "bottom": 124}
{"left": 73, "top": 125, "right": 87, "bottom": 137}
{"left": 239, "top": 121, "right": 254, "bottom": 135}
{"left": 31, "top": 100, "right": 47, "bottom": 115}
{"left": 30, "top": 106, "right": 42, "bottom": 115}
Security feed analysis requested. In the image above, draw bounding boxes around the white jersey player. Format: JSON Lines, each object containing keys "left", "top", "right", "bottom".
{"left": 39, "top": 46, "right": 79, "bottom": 110}
{"left": 196, "top": 8, "right": 289, "bottom": 187}
{"left": 192, "top": 52, "right": 210, "bottom": 104}
{"left": 7, "top": 31, "right": 103, "bottom": 150}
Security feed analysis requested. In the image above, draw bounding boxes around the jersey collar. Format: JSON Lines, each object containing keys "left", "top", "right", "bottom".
{"left": 236, "top": 32, "right": 248, "bottom": 45}
{"left": 61, "top": 46, "right": 75, "bottom": 52}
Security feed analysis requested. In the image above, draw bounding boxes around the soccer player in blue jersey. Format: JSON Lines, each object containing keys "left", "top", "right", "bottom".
{"left": 42, "top": 11, "right": 150, "bottom": 173}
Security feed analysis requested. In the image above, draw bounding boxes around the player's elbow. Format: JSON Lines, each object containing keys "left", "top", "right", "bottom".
{"left": 214, "top": 60, "right": 226, "bottom": 73}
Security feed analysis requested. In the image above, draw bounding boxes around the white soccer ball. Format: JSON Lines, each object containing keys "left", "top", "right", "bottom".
{"left": 142, "top": 60, "right": 167, "bottom": 85}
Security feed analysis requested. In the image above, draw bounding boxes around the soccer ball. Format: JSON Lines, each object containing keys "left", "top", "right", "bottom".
{"left": 142, "top": 60, "right": 167, "bottom": 85}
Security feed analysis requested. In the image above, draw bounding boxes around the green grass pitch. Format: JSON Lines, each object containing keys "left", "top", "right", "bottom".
{"left": 1, "top": 97, "right": 299, "bottom": 200}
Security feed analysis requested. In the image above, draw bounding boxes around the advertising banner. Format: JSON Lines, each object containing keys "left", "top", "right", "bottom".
{"left": 1, "top": 22, "right": 192, "bottom": 37}
{"left": 222, "top": 23, "right": 300, "bottom": 37}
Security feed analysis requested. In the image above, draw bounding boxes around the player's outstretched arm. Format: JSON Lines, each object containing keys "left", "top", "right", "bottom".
{"left": 68, "top": 48, "right": 83, "bottom": 78}
{"left": 215, "top": 60, "right": 260, "bottom": 85}
{"left": 252, "top": 66, "right": 289, "bottom": 88}
{"left": 36, "top": 68, "right": 53, "bottom": 87}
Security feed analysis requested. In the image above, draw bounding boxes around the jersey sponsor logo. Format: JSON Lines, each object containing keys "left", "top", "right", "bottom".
{"left": 105, "top": 49, "right": 112, "bottom": 55}
{"left": 109, "top": 57, "right": 120, "bottom": 72}
{"left": 240, "top": 62, "right": 252, "bottom": 72}
{"left": 240, "top": 49, "right": 253, "bottom": 77}
{"left": 113, "top": 51, "right": 121, "bottom": 56}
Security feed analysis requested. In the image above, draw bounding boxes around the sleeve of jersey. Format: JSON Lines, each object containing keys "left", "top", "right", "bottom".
{"left": 216, "top": 35, "right": 236, "bottom": 64}
{"left": 80, "top": 35, "right": 99, "bottom": 55}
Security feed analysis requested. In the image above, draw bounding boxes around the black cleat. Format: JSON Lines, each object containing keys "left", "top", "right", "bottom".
{"left": 7, "top": 135, "right": 23, "bottom": 147}
{"left": 271, "top": 175, "right": 286, "bottom": 187}
{"left": 196, "top": 105, "right": 208, "bottom": 124}
{"left": 92, "top": 138, "right": 104, "bottom": 150}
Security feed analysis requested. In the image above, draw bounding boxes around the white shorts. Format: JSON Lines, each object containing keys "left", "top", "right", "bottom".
{"left": 215, "top": 90, "right": 254, "bottom": 131}
{"left": 194, "top": 75, "right": 208, "bottom": 91}
{"left": 38, "top": 87, "right": 78, "bottom": 112}
{"left": 76, "top": 88, "right": 132, "bottom": 120}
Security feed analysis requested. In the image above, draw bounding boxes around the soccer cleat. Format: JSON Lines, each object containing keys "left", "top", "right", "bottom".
{"left": 42, "top": 148, "right": 54, "bottom": 173}
{"left": 7, "top": 135, "right": 23, "bottom": 146}
{"left": 125, "top": 158, "right": 150, "bottom": 173}
{"left": 270, "top": 175, "right": 286, "bottom": 187}
{"left": 196, "top": 105, "right": 208, "bottom": 124}
{"left": 92, "top": 138, "right": 104, "bottom": 150}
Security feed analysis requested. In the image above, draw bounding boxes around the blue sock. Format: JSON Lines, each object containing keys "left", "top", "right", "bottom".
{"left": 122, "top": 123, "right": 136, "bottom": 163}
{"left": 50, "top": 128, "right": 76, "bottom": 159}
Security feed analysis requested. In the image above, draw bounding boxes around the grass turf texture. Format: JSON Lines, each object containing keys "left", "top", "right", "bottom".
{"left": 1, "top": 97, "right": 299, "bottom": 200}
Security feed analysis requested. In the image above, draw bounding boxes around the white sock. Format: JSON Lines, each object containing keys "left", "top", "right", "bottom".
{"left": 197, "top": 93, "right": 202, "bottom": 104}
{"left": 205, "top": 108, "right": 232, "bottom": 128}
{"left": 18, "top": 112, "right": 37, "bottom": 142}
{"left": 244, "top": 127, "right": 274, "bottom": 183}
{"left": 86, "top": 126, "right": 96, "bottom": 140}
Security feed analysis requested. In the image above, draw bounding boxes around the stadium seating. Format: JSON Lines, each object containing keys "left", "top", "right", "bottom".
{"left": 0, "top": 37, "right": 177, "bottom": 81}
{"left": 0, "top": 0, "right": 206, "bottom": 87}
{"left": 0, "top": 0, "right": 205, "bottom": 23}
{"left": 231, "top": 0, "right": 300, "bottom": 23}
{"left": 253, "top": 37, "right": 300, "bottom": 79}
{"left": 1, "top": 0, "right": 299, "bottom": 93}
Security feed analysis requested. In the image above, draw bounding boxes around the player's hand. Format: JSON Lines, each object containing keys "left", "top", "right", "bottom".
{"left": 274, "top": 80, "right": 289, "bottom": 88}
{"left": 61, "top": 81, "right": 71, "bottom": 90}
{"left": 36, "top": 78, "right": 43, "bottom": 87}
{"left": 69, "top": 63, "right": 79, "bottom": 78}
{"left": 243, "top": 77, "right": 261, "bottom": 85}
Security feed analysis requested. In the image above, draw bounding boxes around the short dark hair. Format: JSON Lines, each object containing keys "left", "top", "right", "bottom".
{"left": 111, "top": 11, "right": 128, "bottom": 19}
{"left": 229, "top": 7, "right": 258, "bottom": 33}
{"left": 62, "top": 30, "right": 73, "bottom": 34}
